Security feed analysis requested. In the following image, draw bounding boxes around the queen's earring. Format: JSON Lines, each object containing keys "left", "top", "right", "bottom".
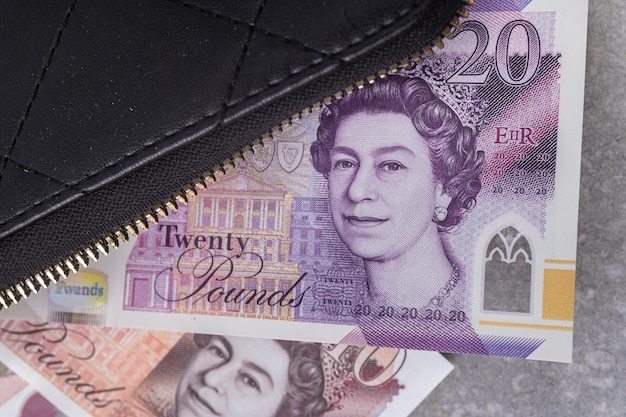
{"left": 433, "top": 206, "right": 448, "bottom": 222}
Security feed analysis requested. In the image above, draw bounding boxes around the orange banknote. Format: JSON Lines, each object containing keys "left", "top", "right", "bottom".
{"left": 0, "top": 320, "right": 452, "bottom": 417}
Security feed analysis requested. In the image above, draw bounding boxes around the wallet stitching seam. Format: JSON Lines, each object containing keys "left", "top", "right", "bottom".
{"left": 166, "top": 0, "right": 331, "bottom": 57}
{"left": 6, "top": 159, "right": 68, "bottom": 187}
{"left": 0, "top": 159, "right": 77, "bottom": 225}
{"left": 0, "top": 0, "right": 428, "bottom": 227}
{"left": 221, "top": 0, "right": 270, "bottom": 126}
{"left": 0, "top": 0, "right": 77, "bottom": 185}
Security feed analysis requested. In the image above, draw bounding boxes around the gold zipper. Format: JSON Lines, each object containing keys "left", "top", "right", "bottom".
{"left": 0, "top": 1, "right": 473, "bottom": 310}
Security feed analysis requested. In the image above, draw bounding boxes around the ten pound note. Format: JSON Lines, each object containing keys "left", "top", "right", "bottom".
{"left": 1, "top": 0, "right": 589, "bottom": 362}
{"left": 0, "top": 320, "right": 452, "bottom": 417}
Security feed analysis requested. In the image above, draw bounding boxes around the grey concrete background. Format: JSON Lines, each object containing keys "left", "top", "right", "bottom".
{"left": 412, "top": 0, "right": 625, "bottom": 416}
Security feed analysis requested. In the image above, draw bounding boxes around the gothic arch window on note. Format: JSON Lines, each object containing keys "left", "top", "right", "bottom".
{"left": 483, "top": 225, "right": 533, "bottom": 314}
{"left": 131, "top": 277, "right": 151, "bottom": 308}
{"left": 245, "top": 278, "right": 258, "bottom": 314}
{"left": 226, "top": 278, "right": 243, "bottom": 312}
{"left": 234, "top": 214, "right": 244, "bottom": 229}
{"left": 210, "top": 296, "right": 223, "bottom": 312}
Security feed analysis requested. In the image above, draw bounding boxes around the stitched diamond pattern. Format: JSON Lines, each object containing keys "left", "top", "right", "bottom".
{"left": 0, "top": 0, "right": 463, "bottom": 288}
{"left": 0, "top": 0, "right": 430, "bottom": 228}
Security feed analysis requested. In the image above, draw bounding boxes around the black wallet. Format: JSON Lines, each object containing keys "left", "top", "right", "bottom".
{"left": 0, "top": 0, "right": 469, "bottom": 307}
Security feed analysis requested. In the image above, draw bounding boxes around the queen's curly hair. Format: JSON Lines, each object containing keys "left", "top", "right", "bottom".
{"left": 310, "top": 75, "right": 485, "bottom": 229}
{"left": 274, "top": 341, "right": 328, "bottom": 417}
{"left": 192, "top": 334, "right": 327, "bottom": 417}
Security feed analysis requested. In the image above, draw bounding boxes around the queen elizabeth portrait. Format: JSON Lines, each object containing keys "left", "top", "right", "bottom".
{"left": 175, "top": 334, "right": 327, "bottom": 417}
{"left": 311, "top": 75, "right": 487, "bottom": 353}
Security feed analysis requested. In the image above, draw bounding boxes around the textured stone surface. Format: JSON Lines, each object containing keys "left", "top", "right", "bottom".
{"left": 411, "top": 0, "right": 626, "bottom": 416}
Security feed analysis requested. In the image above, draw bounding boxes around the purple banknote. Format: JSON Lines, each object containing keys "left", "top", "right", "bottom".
{"left": 1, "top": 0, "right": 588, "bottom": 362}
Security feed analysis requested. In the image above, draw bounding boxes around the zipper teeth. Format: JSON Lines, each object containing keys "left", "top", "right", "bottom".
{"left": 0, "top": 0, "right": 473, "bottom": 311}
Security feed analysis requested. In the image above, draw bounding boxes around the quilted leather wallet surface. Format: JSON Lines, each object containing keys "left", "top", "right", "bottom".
{"left": 0, "top": 0, "right": 466, "bottom": 304}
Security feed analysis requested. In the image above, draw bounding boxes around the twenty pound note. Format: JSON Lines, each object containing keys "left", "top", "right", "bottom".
{"left": 1, "top": 0, "right": 588, "bottom": 362}
{"left": 0, "top": 320, "right": 452, "bottom": 417}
